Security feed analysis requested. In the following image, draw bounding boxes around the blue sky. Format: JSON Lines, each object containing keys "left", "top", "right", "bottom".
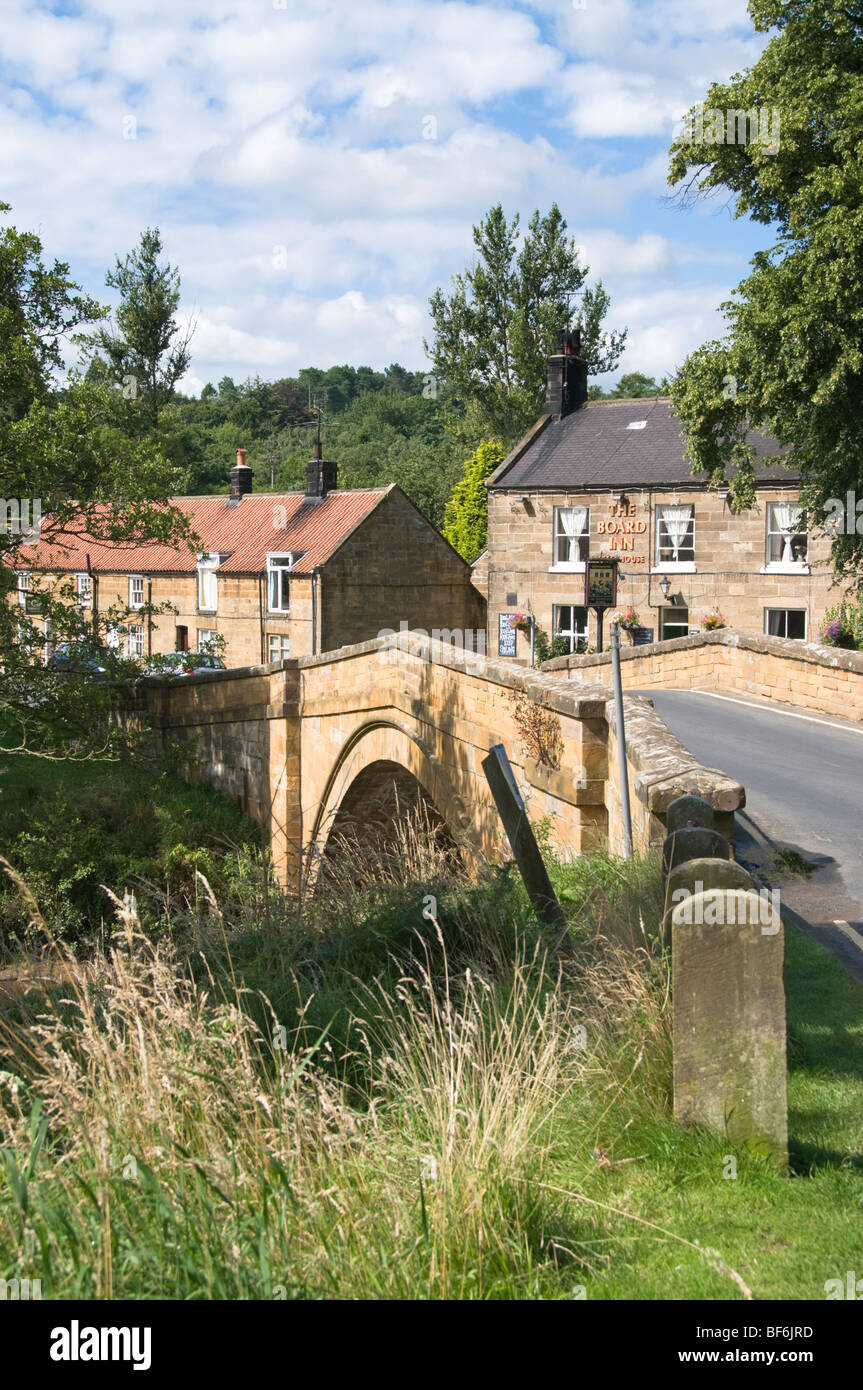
{"left": 0, "top": 0, "right": 771, "bottom": 394}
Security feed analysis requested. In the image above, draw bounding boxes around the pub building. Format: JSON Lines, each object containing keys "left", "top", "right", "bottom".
{"left": 483, "top": 336, "right": 837, "bottom": 660}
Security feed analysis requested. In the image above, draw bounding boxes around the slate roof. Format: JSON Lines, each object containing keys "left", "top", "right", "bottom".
{"left": 487, "top": 399, "right": 795, "bottom": 491}
{"left": 14, "top": 487, "right": 392, "bottom": 577}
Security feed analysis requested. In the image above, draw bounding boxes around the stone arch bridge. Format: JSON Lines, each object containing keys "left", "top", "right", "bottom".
{"left": 136, "top": 631, "right": 746, "bottom": 892}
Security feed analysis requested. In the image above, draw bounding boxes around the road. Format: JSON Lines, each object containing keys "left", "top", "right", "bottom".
{"left": 639, "top": 688, "right": 863, "bottom": 983}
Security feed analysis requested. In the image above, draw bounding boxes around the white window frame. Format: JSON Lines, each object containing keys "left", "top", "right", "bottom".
{"left": 764, "top": 608, "right": 807, "bottom": 641}
{"left": 128, "top": 574, "right": 144, "bottom": 609}
{"left": 552, "top": 604, "right": 589, "bottom": 654}
{"left": 660, "top": 606, "right": 690, "bottom": 641}
{"left": 551, "top": 507, "right": 590, "bottom": 572}
{"left": 267, "top": 553, "right": 294, "bottom": 613}
{"left": 76, "top": 572, "right": 92, "bottom": 605}
{"left": 197, "top": 627, "right": 219, "bottom": 655}
{"left": 653, "top": 504, "right": 696, "bottom": 572}
{"left": 268, "top": 634, "right": 291, "bottom": 662}
{"left": 127, "top": 624, "right": 145, "bottom": 660}
{"left": 16, "top": 571, "right": 30, "bottom": 606}
{"left": 763, "top": 502, "right": 809, "bottom": 573}
{"left": 197, "top": 553, "right": 220, "bottom": 613}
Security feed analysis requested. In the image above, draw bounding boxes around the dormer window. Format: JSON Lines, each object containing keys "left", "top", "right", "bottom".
{"left": 197, "top": 553, "right": 220, "bottom": 612}
{"left": 267, "top": 554, "right": 293, "bottom": 613}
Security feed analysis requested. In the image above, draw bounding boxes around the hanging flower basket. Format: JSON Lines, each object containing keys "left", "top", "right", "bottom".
{"left": 615, "top": 607, "right": 640, "bottom": 634}
{"left": 701, "top": 611, "right": 727, "bottom": 631}
{"left": 509, "top": 612, "right": 533, "bottom": 636}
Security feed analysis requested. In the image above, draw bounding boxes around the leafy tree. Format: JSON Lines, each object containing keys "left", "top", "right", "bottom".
{"left": 427, "top": 203, "right": 627, "bottom": 443}
{"left": 83, "top": 227, "right": 192, "bottom": 428}
{"left": 0, "top": 208, "right": 193, "bottom": 759}
{"left": 611, "top": 372, "right": 663, "bottom": 398}
{"left": 443, "top": 439, "right": 504, "bottom": 560}
{"left": 667, "top": 0, "right": 863, "bottom": 575}
{"left": 0, "top": 201, "right": 104, "bottom": 423}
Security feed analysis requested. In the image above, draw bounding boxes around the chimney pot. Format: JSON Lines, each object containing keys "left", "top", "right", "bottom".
{"left": 229, "top": 445, "right": 253, "bottom": 500}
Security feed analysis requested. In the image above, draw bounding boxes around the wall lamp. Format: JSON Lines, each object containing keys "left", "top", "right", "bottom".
{"left": 659, "top": 575, "right": 671, "bottom": 600}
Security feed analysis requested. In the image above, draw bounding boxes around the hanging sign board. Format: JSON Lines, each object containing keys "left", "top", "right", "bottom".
{"left": 584, "top": 558, "right": 618, "bottom": 610}
{"left": 498, "top": 612, "right": 517, "bottom": 657}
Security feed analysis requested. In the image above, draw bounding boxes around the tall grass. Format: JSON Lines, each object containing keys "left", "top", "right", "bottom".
{"left": 1, "top": 800, "right": 748, "bottom": 1300}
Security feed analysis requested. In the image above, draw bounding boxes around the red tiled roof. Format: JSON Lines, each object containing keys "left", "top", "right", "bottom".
{"left": 14, "top": 487, "right": 392, "bottom": 577}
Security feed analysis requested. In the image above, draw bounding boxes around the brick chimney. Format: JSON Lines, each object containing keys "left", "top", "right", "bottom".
{"left": 305, "top": 441, "right": 338, "bottom": 500}
{"left": 546, "top": 328, "right": 588, "bottom": 419}
{"left": 229, "top": 447, "right": 253, "bottom": 500}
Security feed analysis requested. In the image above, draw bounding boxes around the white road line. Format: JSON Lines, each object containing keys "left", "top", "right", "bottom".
{"left": 668, "top": 688, "right": 863, "bottom": 735}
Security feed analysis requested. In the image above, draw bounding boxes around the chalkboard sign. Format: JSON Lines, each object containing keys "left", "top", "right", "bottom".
{"left": 498, "top": 612, "right": 517, "bottom": 657}
{"left": 24, "top": 595, "right": 44, "bottom": 615}
{"left": 632, "top": 626, "right": 654, "bottom": 646}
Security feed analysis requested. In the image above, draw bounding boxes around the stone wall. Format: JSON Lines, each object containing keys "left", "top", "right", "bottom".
{"left": 138, "top": 631, "right": 742, "bottom": 891}
{"left": 486, "top": 483, "right": 841, "bottom": 661}
{"left": 544, "top": 627, "right": 863, "bottom": 722}
{"left": 321, "top": 489, "right": 486, "bottom": 652}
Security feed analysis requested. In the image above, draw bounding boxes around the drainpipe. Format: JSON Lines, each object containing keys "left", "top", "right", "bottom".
{"left": 311, "top": 570, "right": 318, "bottom": 655}
{"left": 258, "top": 573, "right": 265, "bottom": 664}
{"left": 147, "top": 578, "right": 153, "bottom": 656}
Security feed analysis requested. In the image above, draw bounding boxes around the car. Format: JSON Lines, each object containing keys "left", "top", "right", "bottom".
{"left": 46, "top": 642, "right": 115, "bottom": 676}
{"left": 143, "top": 652, "right": 227, "bottom": 677}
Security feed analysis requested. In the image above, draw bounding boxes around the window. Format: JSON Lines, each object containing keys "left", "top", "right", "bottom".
{"left": 553, "top": 507, "right": 589, "bottom": 568}
{"left": 268, "top": 634, "right": 291, "bottom": 662}
{"left": 553, "top": 604, "right": 589, "bottom": 654}
{"left": 660, "top": 606, "right": 690, "bottom": 641}
{"left": 128, "top": 574, "right": 144, "bottom": 609}
{"left": 176, "top": 625, "right": 189, "bottom": 652}
{"left": 267, "top": 554, "right": 293, "bottom": 612}
{"left": 197, "top": 628, "right": 219, "bottom": 655}
{"left": 765, "top": 608, "right": 806, "bottom": 640}
{"left": 766, "top": 502, "right": 808, "bottom": 567}
{"left": 656, "top": 505, "right": 695, "bottom": 566}
{"left": 197, "top": 554, "right": 219, "bottom": 612}
{"left": 128, "top": 624, "right": 145, "bottom": 660}
{"left": 105, "top": 623, "right": 120, "bottom": 651}
{"left": 16, "top": 572, "right": 30, "bottom": 606}
{"left": 76, "top": 573, "right": 91, "bottom": 604}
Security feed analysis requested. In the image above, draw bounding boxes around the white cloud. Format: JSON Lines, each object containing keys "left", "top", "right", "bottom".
{"left": 1, "top": 0, "right": 767, "bottom": 390}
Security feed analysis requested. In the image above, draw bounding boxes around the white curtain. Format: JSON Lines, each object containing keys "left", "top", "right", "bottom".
{"left": 558, "top": 507, "right": 588, "bottom": 563}
{"left": 771, "top": 503, "right": 804, "bottom": 563}
{"left": 661, "top": 505, "right": 692, "bottom": 560}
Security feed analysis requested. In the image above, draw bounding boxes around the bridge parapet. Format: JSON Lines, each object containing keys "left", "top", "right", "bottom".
{"left": 136, "top": 629, "right": 743, "bottom": 888}
{"left": 544, "top": 627, "right": 863, "bottom": 723}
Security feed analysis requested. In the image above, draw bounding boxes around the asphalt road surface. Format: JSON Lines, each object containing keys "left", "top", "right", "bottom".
{"left": 639, "top": 688, "right": 863, "bottom": 983}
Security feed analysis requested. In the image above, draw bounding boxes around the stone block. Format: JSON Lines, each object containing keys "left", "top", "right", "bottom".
{"left": 666, "top": 794, "right": 716, "bottom": 834}
{"left": 672, "top": 888, "right": 787, "bottom": 1165}
{"left": 662, "top": 827, "right": 730, "bottom": 881}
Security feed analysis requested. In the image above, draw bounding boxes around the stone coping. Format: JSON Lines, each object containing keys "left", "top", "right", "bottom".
{"left": 133, "top": 629, "right": 742, "bottom": 819}
{"left": 542, "top": 627, "right": 863, "bottom": 675}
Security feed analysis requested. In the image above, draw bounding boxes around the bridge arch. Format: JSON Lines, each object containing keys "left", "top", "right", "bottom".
{"left": 308, "top": 718, "right": 482, "bottom": 873}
